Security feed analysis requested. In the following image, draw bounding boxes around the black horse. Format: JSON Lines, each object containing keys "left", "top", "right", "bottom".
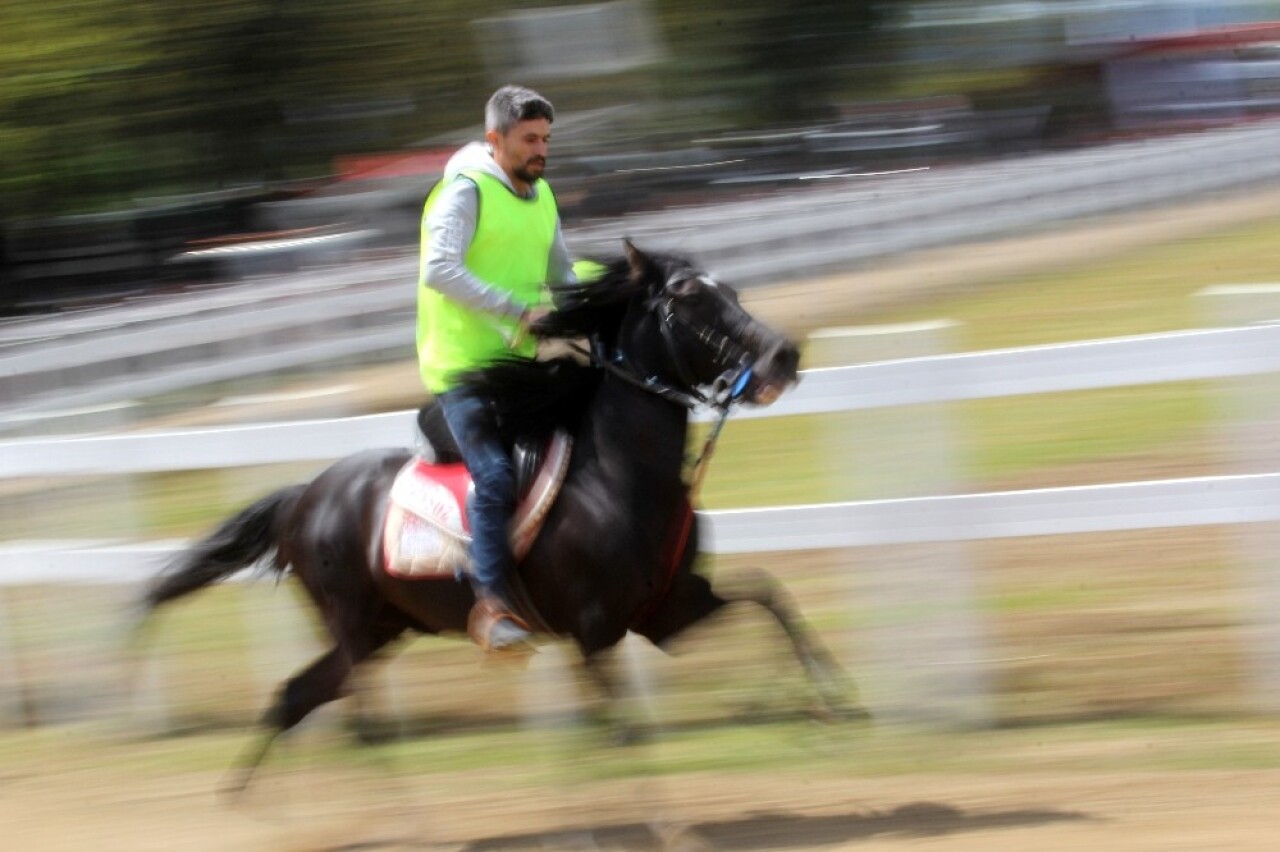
{"left": 137, "top": 241, "right": 856, "bottom": 792}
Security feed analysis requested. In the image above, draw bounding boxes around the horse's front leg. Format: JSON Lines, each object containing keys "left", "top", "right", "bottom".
{"left": 635, "top": 567, "right": 866, "bottom": 722}
{"left": 723, "top": 567, "right": 868, "bottom": 721}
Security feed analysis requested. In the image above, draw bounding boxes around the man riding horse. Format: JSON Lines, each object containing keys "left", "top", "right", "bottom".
{"left": 141, "top": 210, "right": 850, "bottom": 798}
{"left": 417, "top": 85, "right": 575, "bottom": 653}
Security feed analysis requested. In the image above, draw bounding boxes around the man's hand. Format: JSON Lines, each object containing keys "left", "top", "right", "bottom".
{"left": 513, "top": 306, "right": 552, "bottom": 347}
{"left": 522, "top": 306, "right": 553, "bottom": 328}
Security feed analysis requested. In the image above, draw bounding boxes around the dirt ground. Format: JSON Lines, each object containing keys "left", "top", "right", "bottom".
{"left": 7, "top": 760, "right": 1280, "bottom": 851}
{"left": 9, "top": 185, "right": 1280, "bottom": 851}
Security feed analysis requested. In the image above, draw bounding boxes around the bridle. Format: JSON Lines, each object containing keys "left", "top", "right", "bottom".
{"left": 574, "top": 272, "right": 758, "bottom": 413}
{"left": 569, "top": 270, "right": 764, "bottom": 492}
{"left": 654, "top": 289, "right": 756, "bottom": 402}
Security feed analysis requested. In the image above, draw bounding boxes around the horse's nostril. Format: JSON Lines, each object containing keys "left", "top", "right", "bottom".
{"left": 755, "top": 337, "right": 800, "bottom": 380}
{"left": 775, "top": 341, "right": 801, "bottom": 378}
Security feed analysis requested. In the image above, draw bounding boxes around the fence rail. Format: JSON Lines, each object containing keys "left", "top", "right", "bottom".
{"left": 4, "top": 321, "right": 1280, "bottom": 566}
{"left": 6, "top": 472, "right": 1280, "bottom": 586}
{"left": 6, "top": 322, "right": 1280, "bottom": 478}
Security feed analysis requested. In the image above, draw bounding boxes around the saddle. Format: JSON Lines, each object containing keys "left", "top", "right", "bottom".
{"left": 382, "top": 420, "right": 572, "bottom": 580}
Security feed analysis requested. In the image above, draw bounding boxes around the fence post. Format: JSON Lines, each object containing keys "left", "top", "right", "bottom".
{"left": 808, "top": 321, "right": 993, "bottom": 727}
{"left": 126, "top": 624, "right": 171, "bottom": 732}
{"left": 1199, "top": 284, "right": 1280, "bottom": 713}
{"left": 0, "top": 585, "right": 31, "bottom": 726}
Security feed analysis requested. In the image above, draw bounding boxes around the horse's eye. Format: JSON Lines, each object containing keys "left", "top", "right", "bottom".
{"left": 667, "top": 277, "right": 702, "bottom": 298}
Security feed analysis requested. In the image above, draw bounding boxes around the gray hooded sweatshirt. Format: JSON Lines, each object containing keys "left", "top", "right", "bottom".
{"left": 423, "top": 141, "right": 576, "bottom": 321}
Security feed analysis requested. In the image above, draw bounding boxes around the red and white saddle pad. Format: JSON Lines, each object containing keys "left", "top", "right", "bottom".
{"left": 382, "top": 433, "right": 572, "bottom": 579}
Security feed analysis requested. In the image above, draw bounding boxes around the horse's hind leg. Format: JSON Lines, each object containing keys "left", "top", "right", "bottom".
{"left": 226, "top": 621, "right": 403, "bottom": 798}
{"left": 635, "top": 568, "right": 863, "bottom": 720}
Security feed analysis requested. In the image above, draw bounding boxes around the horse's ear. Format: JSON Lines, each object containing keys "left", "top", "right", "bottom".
{"left": 624, "top": 239, "right": 649, "bottom": 283}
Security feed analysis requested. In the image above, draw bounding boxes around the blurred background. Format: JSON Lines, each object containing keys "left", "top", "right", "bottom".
{"left": 3, "top": 0, "right": 1280, "bottom": 314}
{"left": 7, "top": 1, "right": 1280, "bottom": 848}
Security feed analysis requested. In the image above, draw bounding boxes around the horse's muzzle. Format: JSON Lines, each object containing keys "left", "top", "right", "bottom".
{"left": 744, "top": 336, "right": 800, "bottom": 406}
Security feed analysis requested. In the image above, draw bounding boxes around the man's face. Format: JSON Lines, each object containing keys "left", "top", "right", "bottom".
{"left": 488, "top": 117, "right": 550, "bottom": 188}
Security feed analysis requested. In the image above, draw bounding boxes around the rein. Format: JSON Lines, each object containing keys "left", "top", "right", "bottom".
{"left": 567, "top": 338, "right": 709, "bottom": 410}
{"left": 688, "top": 376, "right": 747, "bottom": 497}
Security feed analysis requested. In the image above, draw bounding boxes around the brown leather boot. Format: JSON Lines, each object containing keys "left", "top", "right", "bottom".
{"left": 468, "top": 594, "right": 534, "bottom": 654}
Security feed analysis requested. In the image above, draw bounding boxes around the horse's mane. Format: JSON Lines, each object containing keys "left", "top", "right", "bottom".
{"left": 456, "top": 355, "right": 602, "bottom": 444}
{"left": 535, "top": 249, "right": 698, "bottom": 349}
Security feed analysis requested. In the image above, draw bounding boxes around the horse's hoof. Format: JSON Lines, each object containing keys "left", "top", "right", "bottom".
{"left": 539, "top": 829, "right": 600, "bottom": 849}
{"left": 811, "top": 699, "right": 872, "bottom": 725}
{"left": 610, "top": 723, "right": 648, "bottom": 748}
{"left": 350, "top": 723, "right": 396, "bottom": 746}
{"left": 218, "top": 775, "right": 253, "bottom": 805}
{"left": 839, "top": 705, "right": 873, "bottom": 724}
{"left": 653, "top": 822, "right": 714, "bottom": 852}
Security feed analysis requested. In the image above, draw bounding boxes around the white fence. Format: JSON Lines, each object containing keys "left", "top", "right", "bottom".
{"left": 6, "top": 321, "right": 1280, "bottom": 483}
{"left": 7, "top": 315, "right": 1280, "bottom": 725}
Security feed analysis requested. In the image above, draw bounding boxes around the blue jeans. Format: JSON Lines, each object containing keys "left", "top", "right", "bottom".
{"left": 436, "top": 387, "right": 516, "bottom": 599}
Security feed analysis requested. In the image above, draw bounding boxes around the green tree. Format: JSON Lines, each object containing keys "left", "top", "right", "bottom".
{"left": 654, "top": 0, "right": 895, "bottom": 128}
{"left": 0, "top": 0, "right": 904, "bottom": 219}
{"left": 742, "top": 0, "right": 889, "bottom": 123}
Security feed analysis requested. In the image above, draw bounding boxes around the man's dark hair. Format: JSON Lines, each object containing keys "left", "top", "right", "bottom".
{"left": 485, "top": 85, "right": 555, "bottom": 134}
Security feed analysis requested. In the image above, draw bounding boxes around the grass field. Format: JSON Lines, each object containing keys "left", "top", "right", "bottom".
{"left": 699, "top": 214, "right": 1280, "bottom": 507}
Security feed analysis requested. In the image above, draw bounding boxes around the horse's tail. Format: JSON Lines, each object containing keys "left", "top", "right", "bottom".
{"left": 141, "top": 483, "right": 307, "bottom": 611}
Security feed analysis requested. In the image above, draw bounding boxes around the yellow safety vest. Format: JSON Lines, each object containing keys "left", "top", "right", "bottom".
{"left": 416, "top": 169, "right": 559, "bottom": 393}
